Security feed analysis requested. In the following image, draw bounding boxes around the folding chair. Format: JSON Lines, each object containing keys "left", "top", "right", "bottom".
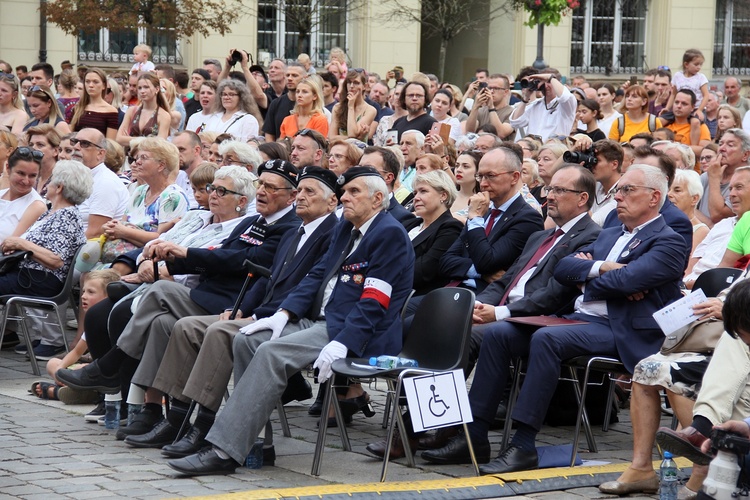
{"left": 0, "top": 244, "right": 85, "bottom": 375}
{"left": 692, "top": 268, "right": 743, "bottom": 297}
{"left": 311, "top": 287, "right": 477, "bottom": 481}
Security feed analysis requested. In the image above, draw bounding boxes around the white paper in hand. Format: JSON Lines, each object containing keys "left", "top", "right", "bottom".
{"left": 652, "top": 289, "right": 708, "bottom": 335}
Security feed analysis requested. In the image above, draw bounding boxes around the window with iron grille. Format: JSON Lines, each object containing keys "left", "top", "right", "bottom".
{"left": 78, "top": 26, "right": 182, "bottom": 66}
{"left": 570, "top": 0, "right": 648, "bottom": 75}
{"left": 256, "top": 0, "right": 347, "bottom": 67}
{"left": 713, "top": 0, "right": 750, "bottom": 76}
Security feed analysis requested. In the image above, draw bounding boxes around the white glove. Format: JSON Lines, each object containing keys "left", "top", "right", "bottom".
{"left": 313, "top": 340, "right": 348, "bottom": 383}
{"left": 238, "top": 311, "right": 288, "bottom": 340}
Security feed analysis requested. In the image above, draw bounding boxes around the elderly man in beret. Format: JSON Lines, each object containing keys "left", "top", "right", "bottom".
{"left": 168, "top": 166, "right": 415, "bottom": 475}
{"left": 56, "top": 160, "right": 302, "bottom": 421}
{"left": 119, "top": 167, "right": 341, "bottom": 458}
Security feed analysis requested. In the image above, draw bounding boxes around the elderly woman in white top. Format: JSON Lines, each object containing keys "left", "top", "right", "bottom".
{"left": 204, "top": 80, "right": 263, "bottom": 143}
{"left": 669, "top": 169, "right": 709, "bottom": 255}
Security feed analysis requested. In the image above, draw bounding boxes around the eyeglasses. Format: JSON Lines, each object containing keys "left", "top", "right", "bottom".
{"left": 256, "top": 179, "right": 293, "bottom": 194}
{"left": 699, "top": 155, "right": 716, "bottom": 163}
{"left": 15, "top": 147, "right": 44, "bottom": 162}
{"left": 0, "top": 72, "right": 15, "bottom": 82}
{"left": 296, "top": 128, "right": 328, "bottom": 150}
{"left": 221, "top": 92, "right": 238, "bottom": 98}
{"left": 612, "top": 184, "right": 656, "bottom": 196}
{"left": 547, "top": 186, "right": 583, "bottom": 196}
{"left": 70, "top": 138, "right": 103, "bottom": 150}
{"left": 206, "top": 183, "right": 244, "bottom": 197}
{"left": 475, "top": 171, "right": 515, "bottom": 182}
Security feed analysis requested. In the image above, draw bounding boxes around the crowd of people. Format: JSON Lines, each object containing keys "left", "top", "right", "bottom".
{"left": 2, "top": 44, "right": 750, "bottom": 493}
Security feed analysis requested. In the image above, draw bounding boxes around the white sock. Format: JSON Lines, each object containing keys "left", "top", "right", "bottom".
{"left": 214, "top": 447, "right": 230, "bottom": 459}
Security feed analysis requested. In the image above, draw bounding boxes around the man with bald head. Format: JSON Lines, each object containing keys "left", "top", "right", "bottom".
{"left": 70, "top": 128, "right": 129, "bottom": 238}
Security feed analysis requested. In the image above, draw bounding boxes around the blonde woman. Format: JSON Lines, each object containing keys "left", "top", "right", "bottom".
{"left": 0, "top": 130, "right": 18, "bottom": 190}
{"left": 279, "top": 77, "right": 328, "bottom": 139}
{"left": 0, "top": 74, "right": 28, "bottom": 136}
{"left": 24, "top": 85, "right": 71, "bottom": 135}
{"left": 160, "top": 79, "right": 183, "bottom": 132}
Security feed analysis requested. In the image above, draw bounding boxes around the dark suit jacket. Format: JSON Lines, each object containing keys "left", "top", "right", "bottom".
{"left": 555, "top": 216, "right": 686, "bottom": 372}
{"left": 439, "top": 195, "right": 544, "bottom": 293}
{"left": 167, "top": 209, "right": 301, "bottom": 314}
{"left": 412, "top": 210, "right": 463, "bottom": 296}
{"left": 476, "top": 213, "right": 601, "bottom": 316}
{"left": 603, "top": 198, "right": 692, "bottom": 269}
{"left": 388, "top": 196, "right": 417, "bottom": 229}
{"left": 239, "top": 213, "right": 338, "bottom": 318}
{"left": 281, "top": 211, "right": 414, "bottom": 357}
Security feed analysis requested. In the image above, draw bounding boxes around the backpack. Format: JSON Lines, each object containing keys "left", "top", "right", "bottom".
{"left": 617, "top": 114, "right": 657, "bottom": 140}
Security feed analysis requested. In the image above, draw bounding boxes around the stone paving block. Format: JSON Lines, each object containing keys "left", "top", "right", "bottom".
{"left": 0, "top": 484, "right": 48, "bottom": 495}
{"left": 50, "top": 483, "right": 105, "bottom": 494}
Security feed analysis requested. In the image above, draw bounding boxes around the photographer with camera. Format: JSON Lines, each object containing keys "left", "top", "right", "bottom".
{"left": 464, "top": 75, "right": 514, "bottom": 138}
{"left": 566, "top": 139, "right": 623, "bottom": 226}
{"left": 509, "top": 70, "right": 577, "bottom": 143}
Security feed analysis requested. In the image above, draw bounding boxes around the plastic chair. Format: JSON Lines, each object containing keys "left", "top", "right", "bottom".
{"left": 310, "top": 287, "right": 477, "bottom": 481}
{"left": 0, "top": 244, "right": 85, "bottom": 375}
{"left": 692, "top": 268, "right": 743, "bottom": 297}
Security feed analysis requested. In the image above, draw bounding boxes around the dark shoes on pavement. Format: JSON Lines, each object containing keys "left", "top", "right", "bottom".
{"left": 115, "top": 408, "right": 163, "bottom": 441}
{"left": 418, "top": 426, "right": 460, "bottom": 450}
{"left": 161, "top": 426, "right": 209, "bottom": 458}
{"left": 420, "top": 433, "right": 491, "bottom": 465}
{"left": 168, "top": 447, "right": 239, "bottom": 476}
{"left": 366, "top": 427, "right": 419, "bottom": 460}
{"left": 55, "top": 360, "right": 120, "bottom": 394}
{"left": 479, "top": 445, "right": 539, "bottom": 475}
{"left": 124, "top": 419, "right": 179, "bottom": 448}
{"left": 656, "top": 426, "right": 711, "bottom": 465}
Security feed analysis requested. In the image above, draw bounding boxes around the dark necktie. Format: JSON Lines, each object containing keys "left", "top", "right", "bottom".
{"left": 312, "top": 228, "right": 361, "bottom": 315}
{"left": 498, "top": 228, "right": 565, "bottom": 306}
{"left": 262, "top": 225, "right": 305, "bottom": 304}
{"left": 485, "top": 209, "right": 502, "bottom": 236}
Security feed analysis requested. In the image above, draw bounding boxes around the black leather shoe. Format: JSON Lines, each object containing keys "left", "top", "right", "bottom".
{"left": 366, "top": 427, "right": 419, "bottom": 460}
{"left": 421, "top": 433, "right": 491, "bottom": 464}
{"left": 308, "top": 385, "right": 325, "bottom": 416}
{"left": 418, "top": 426, "right": 459, "bottom": 450}
{"left": 168, "top": 447, "right": 239, "bottom": 476}
{"left": 479, "top": 445, "right": 538, "bottom": 475}
{"left": 263, "top": 445, "right": 275, "bottom": 466}
{"left": 55, "top": 360, "right": 120, "bottom": 394}
{"left": 124, "top": 419, "right": 178, "bottom": 448}
{"left": 115, "top": 409, "right": 163, "bottom": 441}
{"left": 161, "top": 426, "right": 208, "bottom": 458}
{"left": 281, "top": 374, "right": 313, "bottom": 405}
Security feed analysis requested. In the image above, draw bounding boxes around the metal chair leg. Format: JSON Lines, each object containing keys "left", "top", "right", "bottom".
{"left": 276, "top": 400, "right": 291, "bottom": 438}
{"left": 173, "top": 400, "right": 196, "bottom": 444}
{"left": 501, "top": 357, "right": 523, "bottom": 450}
{"left": 569, "top": 363, "right": 597, "bottom": 467}
{"left": 602, "top": 376, "right": 616, "bottom": 432}
{"left": 311, "top": 378, "right": 335, "bottom": 476}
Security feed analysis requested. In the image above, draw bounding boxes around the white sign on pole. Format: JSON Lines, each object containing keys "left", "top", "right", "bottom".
{"left": 402, "top": 369, "right": 472, "bottom": 433}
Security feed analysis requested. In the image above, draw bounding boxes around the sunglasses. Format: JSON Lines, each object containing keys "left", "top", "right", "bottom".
{"left": 206, "top": 183, "right": 244, "bottom": 197}
{"left": 15, "top": 146, "right": 44, "bottom": 161}
{"left": 70, "top": 138, "right": 103, "bottom": 150}
{"left": 296, "top": 128, "right": 328, "bottom": 150}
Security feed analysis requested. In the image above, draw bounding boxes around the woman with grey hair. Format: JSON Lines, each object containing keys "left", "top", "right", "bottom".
{"left": 204, "top": 80, "right": 263, "bottom": 143}
{"left": 409, "top": 170, "right": 463, "bottom": 296}
{"left": 669, "top": 168, "right": 708, "bottom": 254}
{"left": 217, "top": 140, "right": 262, "bottom": 174}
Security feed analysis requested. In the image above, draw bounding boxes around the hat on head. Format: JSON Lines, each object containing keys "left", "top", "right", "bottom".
{"left": 258, "top": 159, "right": 299, "bottom": 187}
{"left": 61, "top": 60, "right": 74, "bottom": 68}
{"left": 249, "top": 65, "right": 268, "bottom": 82}
{"left": 335, "top": 165, "right": 381, "bottom": 198}
{"left": 299, "top": 166, "right": 338, "bottom": 195}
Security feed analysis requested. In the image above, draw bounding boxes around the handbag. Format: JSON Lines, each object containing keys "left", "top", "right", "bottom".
{"left": 101, "top": 238, "right": 140, "bottom": 264}
{"left": 660, "top": 317, "right": 725, "bottom": 355}
{"left": 0, "top": 250, "right": 32, "bottom": 274}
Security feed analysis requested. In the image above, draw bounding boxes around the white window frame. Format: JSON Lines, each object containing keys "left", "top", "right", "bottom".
{"left": 713, "top": 0, "right": 750, "bottom": 76}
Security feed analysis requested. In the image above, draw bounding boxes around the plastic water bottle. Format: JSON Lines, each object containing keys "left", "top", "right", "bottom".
{"left": 127, "top": 403, "right": 143, "bottom": 426}
{"left": 104, "top": 393, "right": 122, "bottom": 430}
{"left": 126, "top": 383, "right": 145, "bottom": 426}
{"left": 368, "top": 355, "right": 419, "bottom": 369}
{"left": 659, "top": 451, "right": 678, "bottom": 500}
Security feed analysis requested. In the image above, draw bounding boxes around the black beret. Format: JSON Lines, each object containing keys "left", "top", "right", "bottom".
{"left": 335, "top": 165, "right": 381, "bottom": 198}
{"left": 299, "top": 166, "right": 338, "bottom": 195}
{"left": 258, "top": 159, "right": 299, "bottom": 187}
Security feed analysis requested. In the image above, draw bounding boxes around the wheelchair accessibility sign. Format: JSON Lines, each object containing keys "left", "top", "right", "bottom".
{"left": 403, "top": 369, "right": 472, "bottom": 433}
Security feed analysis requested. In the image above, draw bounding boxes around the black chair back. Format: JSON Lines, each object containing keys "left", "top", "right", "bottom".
{"left": 692, "top": 268, "right": 743, "bottom": 297}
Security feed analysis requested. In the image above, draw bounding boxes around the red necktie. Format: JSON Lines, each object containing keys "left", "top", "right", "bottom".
{"left": 485, "top": 209, "right": 502, "bottom": 236}
{"left": 498, "top": 228, "right": 565, "bottom": 306}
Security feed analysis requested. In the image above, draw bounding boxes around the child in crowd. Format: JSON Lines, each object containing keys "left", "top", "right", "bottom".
{"left": 129, "top": 44, "right": 155, "bottom": 76}
{"left": 575, "top": 99, "right": 606, "bottom": 142}
{"left": 714, "top": 104, "right": 742, "bottom": 144}
{"left": 31, "top": 269, "right": 120, "bottom": 402}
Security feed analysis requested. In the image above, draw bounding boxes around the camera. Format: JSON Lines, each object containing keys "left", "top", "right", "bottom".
{"left": 701, "top": 429, "right": 750, "bottom": 500}
{"left": 478, "top": 82, "right": 488, "bottom": 90}
{"left": 563, "top": 148, "right": 598, "bottom": 170}
{"left": 520, "top": 78, "right": 545, "bottom": 92}
{"left": 230, "top": 49, "right": 249, "bottom": 66}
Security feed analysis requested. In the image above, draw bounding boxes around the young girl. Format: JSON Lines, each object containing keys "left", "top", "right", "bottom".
{"left": 576, "top": 99, "right": 606, "bottom": 142}
{"left": 670, "top": 49, "right": 710, "bottom": 119}
{"left": 32, "top": 269, "right": 120, "bottom": 402}
{"left": 714, "top": 104, "right": 742, "bottom": 144}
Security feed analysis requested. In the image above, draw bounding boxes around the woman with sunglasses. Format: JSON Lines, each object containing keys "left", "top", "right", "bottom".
{"left": 116, "top": 73, "right": 172, "bottom": 147}
{"left": 204, "top": 79, "right": 262, "bottom": 143}
{"left": 330, "top": 70, "right": 376, "bottom": 142}
{"left": 24, "top": 125, "right": 61, "bottom": 198}
{"left": 0, "top": 130, "right": 18, "bottom": 190}
{"left": 0, "top": 146, "right": 47, "bottom": 243}
{"left": 0, "top": 73, "right": 28, "bottom": 136}
{"left": 69, "top": 68, "right": 119, "bottom": 140}
{"left": 24, "top": 85, "right": 71, "bottom": 135}
{"left": 57, "top": 69, "right": 79, "bottom": 123}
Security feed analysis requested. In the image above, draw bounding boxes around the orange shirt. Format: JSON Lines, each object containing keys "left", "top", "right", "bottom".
{"left": 608, "top": 113, "right": 663, "bottom": 142}
{"left": 279, "top": 112, "right": 329, "bottom": 139}
{"left": 666, "top": 121, "right": 711, "bottom": 146}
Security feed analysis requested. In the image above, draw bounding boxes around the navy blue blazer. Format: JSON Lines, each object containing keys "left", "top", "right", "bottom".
{"left": 239, "top": 212, "right": 339, "bottom": 318}
{"left": 477, "top": 213, "right": 601, "bottom": 316}
{"left": 167, "top": 210, "right": 301, "bottom": 314}
{"left": 388, "top": 196, "right": 418, "bottom": 229}
{"left": 554, "top": 216, "right": 686, "bottom": 372}
{"left": 603, "top": 198, "right": 692, "bottom": 269}
{"left": 439, "top": 195, "right": 544, "bottom": 292}
{"left": 280, "top": 210, "right": 414, "bottom": 357}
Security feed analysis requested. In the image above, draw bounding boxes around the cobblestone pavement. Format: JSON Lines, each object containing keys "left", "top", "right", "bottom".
{"left": 0, "top": 325, "right": 678, "bottom": 499}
